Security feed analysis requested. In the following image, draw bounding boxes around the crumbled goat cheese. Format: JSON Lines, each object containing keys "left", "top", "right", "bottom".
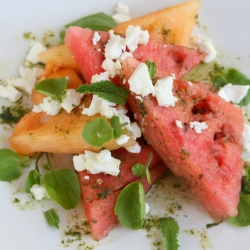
{"left": 92, "top": 31, "right": 101, "bottom": 45}
{"left": 116, "top": 134, "right": 130, "bottom": 145}
{"left": 125, "top": 141, "right": 141, "bottom": 153}
{"left": 0, "top": 84, "right": 22, "bottom": 102}
{"left": 73, "top": 150, "right": 121, "bottom": 176}
{"left": 125, "top": 25, "right": 149, "bottom": 52}
{"left": 91, "top": 71, "right": 110, "bottom": 83}
{"left": 112, "top": 2, "right": 131, "bottom": 23}
{"left": 175, "top": 120, "right": 183, "bottom": 129}
{"left": 61, "top": 89, "right": 83, "bottom": 113}
{"left": 190, "top": 121, "right": 208, "bottom": 133}
{"left": 105, "top": 30, "right": 125, "bottom": 60}
{"left": 102, "top": 58, "right": 122, "bottom": 78}
{"left": 145, "top": 202, "right": 150, "bottom": 216}
{"left": 218, "top": 83, "right": 249, "bottom": 104}
{"left": 33, "top": 96, "right": 62, "bottom": 115}
{"left": 192, "top": 34, "right": 217, "bottom": 63}
{"left": 26, "top": 41, "right": 46, "bottom": 64}
{"left": 128, "top": 63, "right": 155, "bottom": 97}
{"left": 242, "top": 124, "right": 250, "bottom": 162}
{"left": 30, "top": 184, "right": 49, "bottom": 200}
{"left": 154, "top": 75, "right": 178, "bottom": 107}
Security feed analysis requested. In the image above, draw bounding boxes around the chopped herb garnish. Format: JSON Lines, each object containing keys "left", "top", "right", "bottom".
{"left": 44, "top": 209, "right": 60, "bottom": 229}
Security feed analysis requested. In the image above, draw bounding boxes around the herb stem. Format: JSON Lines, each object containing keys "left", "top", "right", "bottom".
{"left": 45, "top": 153, "right": 53, "bottom": 171}
{"left": 35, "top": 152, "right": 44, "bottom": 173}
{"left": 140, "top": 152, "right": 153, "bottom": 183}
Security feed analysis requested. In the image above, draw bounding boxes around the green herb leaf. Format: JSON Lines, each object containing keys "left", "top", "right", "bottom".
{"left": 146, "top": 60, "right": 157, "bottom": 79}
{"left": 25, "top": 169, "right": 42, "bottom": 193}
{"left": 114, "top": 182, "right": 145, "bottom": 230}
{"left": 0, "top": 149, "right": 23, "bottom": 182}
{"left": 43, "top": 163, "right": 50, "bottom": 171}
{"left": 35, "top": 77, "right": 67, "bottom": 101}
{"left": 160, "top": 217, "right": 180, "bottom": 250}
{"left": 76, "top": 81, "right": 129, "bottom": 104}
{"left": 60, "top": 12, "right": 117, "bottom": 39}
{"left": 44, "top": 209, "right": 60, "bottom": 229}
{"left": 82, "top": 117, "right": 113, "bottom": 146}
{"left": 132, "top": 163, "right": 145, "bottom": 177}
{"left": 145, "top": 167, "right": 151, "bottom": 184}
{"left": 229, "top": 194, "right": 250, "bottom": 227}
{"left": 111, "top": 115, "right": 123, "bottom": 139}
{"left": 44, "top": 169, "right": 80, "bottom": 210}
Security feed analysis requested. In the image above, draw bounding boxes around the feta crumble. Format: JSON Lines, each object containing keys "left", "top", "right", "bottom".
{"left": 33, "top": 96, "right": 62, "bottom": 115}
{"left": 192, "top": 34, "right": 217, "bottom": 63}
{"left": 73, "top": 150, "right": 121, "bottom": 176}
{"left": 92, "top": 31, "right": 101, "bottom": 45}
{"left": 189, "top": 121, "right": 208, "bottom": 134}
{"left": 125, "top": 141, "right": 141, "bottom": 153}
{"left": 175, "top": 120, "right": 183, "bottom": 129}
{"left": 61, "top": 89, "right": 83, "bottom": 113}
{"left": 116, "top": 134, "right": 130, "bottom": 145}
{"left": 112, "top": 2, "right": 131, "bottom": 23}
{"left": 0, "top": 84, "right": 22, "bottom": 102}
{"left": 30, "top": 184, "right": 49, "bottom": 200}
{"left": 26, "top": 41, "right": 47, "bottom": 64}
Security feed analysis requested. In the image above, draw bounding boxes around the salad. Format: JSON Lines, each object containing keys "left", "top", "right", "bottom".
{"left": 0, "top": 0, "right": 250, "bottom": 250}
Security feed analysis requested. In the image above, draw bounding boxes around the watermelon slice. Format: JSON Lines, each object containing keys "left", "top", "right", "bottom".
{"left": 64, "top": 26, "right": 205, "bottom": 82}
{"left": 120, "top": 57, "right": 244, "bottom": 221}
{"left": 78, "top": 141, "right": 167, "bottom": 240}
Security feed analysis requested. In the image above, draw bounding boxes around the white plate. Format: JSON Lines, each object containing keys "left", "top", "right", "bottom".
{"left": 0, "top": 0, "right": 249, "bottom": 249}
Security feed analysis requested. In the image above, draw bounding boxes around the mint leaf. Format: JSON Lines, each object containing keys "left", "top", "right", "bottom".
{"left": 44, "top": 169, "right": 80, "bottom": 210}
{"left": 44, "top": 209, "right": 60, "bottom": 229}
{"left": 82, "top": 117, "right": 113, "bottom": 146}
{"left": 35, "top": 77, "right": 67, "bottom": 101}
{"left": 25, "top": 169, "right": 42, "bottom": 193}
{"left": 0, "top": 149, "right": 23, "bottom": 182}
{"left": 229, "top": 194, "right": 250, "bottom": 227}
{"left": 132, "top": 163, "right": 145, "bottom": 177}
{"left": 146, "top": 60, "right": 157, "bottom": 79}
{"left": 76, "top": 81, "right": 129, "bottom": 104}
{"left": 160, "top": 217, "right": 180, "bottom": 250}
{"left": 114, "top": 182, "right": 146, "bottom": 230}
{"left": 60, "top": 12, "right": 117, "bottom": 39}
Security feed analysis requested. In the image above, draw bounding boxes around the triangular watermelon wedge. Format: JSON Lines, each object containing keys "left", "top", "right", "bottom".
{"left": 120, "top": 57, "right": 244, "bottom": 221}
{"left": 78, "top": 141, "right": 167, "bottom": 240}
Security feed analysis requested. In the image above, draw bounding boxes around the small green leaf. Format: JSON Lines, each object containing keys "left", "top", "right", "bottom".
{"left": 35, "top": 77, "right": 67, "bottom": 101}
{"left": 160, "top": 217, "right": 180, "bottom": 250}
{"left": 132, "top": 163, "right": 145, "bottom": 177}
{"left": 114, "top": 182, "right": 145, "bottom": 230}
{"left": 44, "top": 169, "right": 80, "bottom": 210}
{"left": 229, "top": 194, "right": 250, "bottom": 227}
{"left": 0, "top": 149, "right": 23, "bottom": 182}
{"left": 44, "top": 209, "right": 60, "bottom": 229}
{"left": 25, "top": 169, "right": 42, "bottom": 193}
{"left": 111, "top": 116, "right": 123, "bottom": 139}
{"left": 76, "top": 81, "right": 129, "bottom": 104}
{"left": 145, "top": 168, "right": 151, "bottom": 184}
{"left": 226, "top": 68, "right": 250, "bottom": 86}
{"left": 60, "top": 12, "right": 117, "bottom": 39}
{"left": 82, "top": 117, "right": 113, "bottom": 146}
{"left": 43, "top": 163, "right": 50, "bottom": 171}
{"left": 213, "top": 75, "right": 228, "bottom": 88}
{"left": 146, "top": 60, "right": 157, "bottom": 79}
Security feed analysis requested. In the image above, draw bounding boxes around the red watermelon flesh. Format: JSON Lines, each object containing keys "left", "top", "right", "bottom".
{"left": 64, "top": 27, "right": 205, "bottom": 83}
{"left": 78, "top": 142, "right": 167, "bottom": 240}
{"left": 120, "top": 57, "right": 244, "bottom": 221}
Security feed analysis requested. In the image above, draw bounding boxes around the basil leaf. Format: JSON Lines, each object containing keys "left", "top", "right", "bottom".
{"left": 114, "top": 182, "right": 145, "bottom": 230}
{"left": 160, "top": 217, "right": 180, "bottom": 250}
{"left": 60, "top": 12, "right": 117, "bottom": 39}
{"left": 35, "top": 77, "right": 67, "bottom": 101}
{"left": 0, "top": 149, "right": 23, "bottom": 182}
{"left": 76, "top": 81, "right": 129, "bottom": 104}
{"left": 111, "top": 116, "right": 123, "bottom": 139}
{"left": 44, "top": 209, "right": 60, "bottom": 229}
{"left": 229, "top": 194, "right": 250, "bottom": 227}
{"left": 146, "top": 60, "right": 156, "bottom": 79}
{"left": 226, "top": 68, "right": 250, "bottom": 86}
{"left": 82, "top": 117, "right": 113, "bottom": 146}
{"left": 44, "top": 169, "right": 80, "bottom": 210}
{"left": 25, "top": 169, "right": 42, "bottom": 193}
{"left": 132, "top": 163, "right": 145, "bottom": 177}
{"left": 238, "top": 88, "right": 250, "bottom": 106}
{"left": 213, "top": 75, "right": 228, "bottom": 88}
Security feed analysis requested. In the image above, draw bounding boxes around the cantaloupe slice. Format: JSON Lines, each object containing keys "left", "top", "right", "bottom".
{"left": 113, "top": 0, "right": 200, "bottom": 45}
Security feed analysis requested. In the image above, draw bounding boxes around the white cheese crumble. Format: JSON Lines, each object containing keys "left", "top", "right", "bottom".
{"left": 0, "top": 84, "right": 22, "bottom": 102}
{"left": 125, "top": 141, "right": 141, "bottom": 153}
{"left": 154, "top": 75, "right": 178, "bottom": 107}
{"left": 26, "top": 41, "right": 47, "bottom": 64}
{"left": 189, "top": 121, "right": 208, "bottom": 134}
{"left": 242, "top": 124, "right": 250, "bottom": 162}
{"left": 175, "top": 120, "right": 183, "bottom": 129}
{"left": 92, "top": 31, "right": 101, "bottom": 45}
{"left": 102, "top": 57, "right": 122, "bottom": 78}
{"left": 145, "top": 202, "right": 150, "bottom": 217}
{"left": 192, "top": 34, "right": 217, "bottom": 63}
{"left": 218, "top": 83, "right": 249, "bottom": 104}
{"left": 33, "top": 96, "right": 62, "bottom": 115}
{"left": 73, "top": 150, "right": 121, "bottom": 176}
{"left": 128, "top": 63, "right": 155, "bottom": 97}
{"left": 112, "top": 2, "right": 131, "bottom": 23}
{"left": 61, "top": 89, "right": 83, "bottom": 113}
{"left": 91, "top": 71, "right": 110, "bottom": 83}
{"left": 30, "top": 184, "right": 49, "bottom": 200}
{"left": 116, "top": 134, "right": 130, "bottom": 145}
